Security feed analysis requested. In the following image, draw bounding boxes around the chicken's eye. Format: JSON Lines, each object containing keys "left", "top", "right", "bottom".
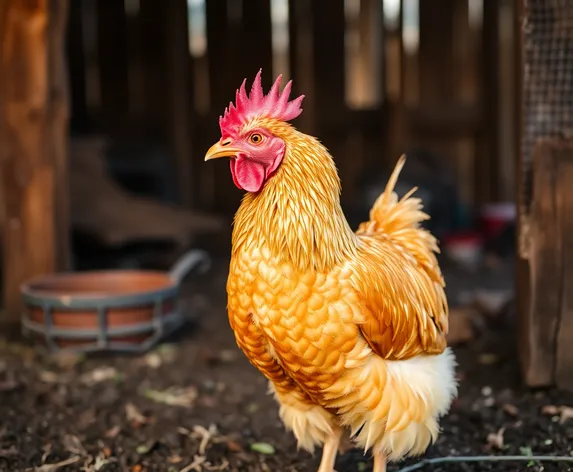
{"left": 249, "top": 133, "right": 264, "bottom": 145}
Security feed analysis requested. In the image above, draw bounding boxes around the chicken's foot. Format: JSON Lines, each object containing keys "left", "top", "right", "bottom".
{"left": 373, "top": 451, "right": 387, "bottom": 472}
{"left": 317, "top": 428, "right": 343, "bottom": 472}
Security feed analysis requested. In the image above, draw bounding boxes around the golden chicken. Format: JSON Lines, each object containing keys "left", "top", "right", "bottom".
{"left": 204, "top": 71, "right": 457, "bottom": 472}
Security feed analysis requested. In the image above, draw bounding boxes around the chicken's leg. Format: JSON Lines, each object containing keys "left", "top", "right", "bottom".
{"left": 317, "top": 428, "right": 342, "bottom": 472}
{"left": 372, "top": 451, "right": 387, "bottom": 472}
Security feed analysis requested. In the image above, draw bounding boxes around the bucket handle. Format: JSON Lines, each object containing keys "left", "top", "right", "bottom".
{"left": 169, "top": 249, "right": 211, "bottom": 284}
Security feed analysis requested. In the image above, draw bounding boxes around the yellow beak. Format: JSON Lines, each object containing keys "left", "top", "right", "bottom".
{"left": 204, "top": 141, "right": 243, "bottom": 161}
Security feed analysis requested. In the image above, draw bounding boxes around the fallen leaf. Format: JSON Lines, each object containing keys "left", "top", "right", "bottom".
{"left": 192, "top": 424, "right": 218, "bottom": 455}
{"left": 250, "top": 442, "right": 275, "bottom": 455}
{"left": 105, "top": 426, "right": 121, "bottom": 438}
{"left": 135, "top": 439, "right": 157, "bottom": 456}
{"left": 144, "top": 353, "right": 162, "bottom": 369}
{"left": 125, "top": 403, "right": 151, "bottom": 427}
{"left": 502, "top": 403, "right": 519, "bottom": 416}
{"left": 179, "top": 455, "right": 206, "bottom": 472}
{"left": 205, "top": 458, "right": 230, "bottom": 471}
{"left": 542, "top": 405, "right": 560, "bottom": 415}
{"left": 31, "top": 456, "right": 80, "bottom": 472}
{"left": 541, "top": 404, "right": 573, "bottom": 423}
{"left": 141, "top": 386, "right": 198, "bottom": 408}
{"left": 39, "top": 371, "right": 60, "bottom": 384}
{"left": 226, "top": 440, "right": 243, "bottom": 452}
{"left": 486, "top": 428, "right": 505, "bottom": 450}
{"left": 80, "top": 367, "right": 119, "bottom": 386}
{"left": 168, "top": 455, "right": 184, "bottom": 464}
{"left": 559, "top": 406, "right": 573, "bottom": 424}
{"left": 62, "top": 435, "right": 85, "bottom": 455}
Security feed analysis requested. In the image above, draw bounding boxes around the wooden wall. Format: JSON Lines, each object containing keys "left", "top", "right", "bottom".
{"left": 66, "top": 0, "right": 517, "bottom": 214}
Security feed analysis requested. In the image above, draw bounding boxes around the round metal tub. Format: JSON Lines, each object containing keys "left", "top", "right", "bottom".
{"left": 20, "top": 250, "right": 210, "bottom": 353}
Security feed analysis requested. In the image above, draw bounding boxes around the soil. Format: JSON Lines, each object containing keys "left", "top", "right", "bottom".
{"left": 0, "top": 256, "right": 572, "bottom": 472}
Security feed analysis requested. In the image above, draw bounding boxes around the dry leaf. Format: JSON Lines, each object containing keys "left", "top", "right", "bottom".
{"left": 542, "top": 405, "right": 560, "bottom": 415}
{"left": 225, "top": 440, "right": 243, "bottom": 453}
{"left": 105, "top": 426, "right": 121, "bottom": 438}
{"left": 80, "top": 367, "right": 119, "bottom": 386}
{"left": 62, "top": 435, "right": 85, "bottom": 455}
{"left": 125, "top": 403, "right": 151, "bottom": 426}
{"left": 39, "top": 371, "right": 60, "bottom": 384}
{"left": 144, "top": 353, "right": 162, "bottom": 369}
{"left": 141, "top": 387, "right": 198, "bottom": 408}
{"left": 32, "top": 456, "right": 80, "bottom": 472}
{"left": 502, "top": 403, "right": 519, "bottom": 417}
{"left": 486, "top": 428, "right": 505, "bottom": 450}
{"left": 205, "top": 458, "right": 230, "bottom": 471}
{"left": 192, "top": 424, "right": 219, "bottom": 455}
{"left": 559, "top": 406, "right": 573, "bottom": 424}
{"left": 179, "top": 455, "right": 206, "bottom": 472}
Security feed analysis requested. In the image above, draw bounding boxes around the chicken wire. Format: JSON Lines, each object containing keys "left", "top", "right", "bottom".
{"left": 521, "top": 0, "right": 573, "bottom": 215}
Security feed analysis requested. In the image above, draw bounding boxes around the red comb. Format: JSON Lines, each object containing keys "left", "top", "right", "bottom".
{"left": 219, "top": 69, "right": 304, "bottom": 138}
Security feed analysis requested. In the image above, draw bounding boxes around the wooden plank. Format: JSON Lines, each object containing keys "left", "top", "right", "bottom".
{"left": 310, "top": 0, "right": 346, "bottom": 129}
{"left": 521, "top": 139, "right": 562, "bottom": 386}
{"left": 475, "top": 0, "right": 501, "bottom": 205}
{"left": 554, "top": 141, "right": 573, "bottom": 390}
{"left": 205, "top": 0, "right": 274, "bottom": 213}
{"left": 95, "top": 0, "right": 128, "bottom": 132}
{"left": 48, "top": 0, "right": 71, "bottom": 271}
{"left": 164, "top": 0, "right": 194, "bottom": 207}
{"left": 0, "top": 0, "right": 69, "bottom": 322}
{"left": 288, "top": 0, "right": 315, "bottom": 133}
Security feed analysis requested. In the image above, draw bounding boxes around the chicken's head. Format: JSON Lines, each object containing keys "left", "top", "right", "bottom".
{"left": 204, "top": 70, "right": 304, "bottom": 193}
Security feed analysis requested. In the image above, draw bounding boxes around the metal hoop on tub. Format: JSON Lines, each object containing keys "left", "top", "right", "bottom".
{"left": 20, "top": 249, "right": 211, "bottom": 353}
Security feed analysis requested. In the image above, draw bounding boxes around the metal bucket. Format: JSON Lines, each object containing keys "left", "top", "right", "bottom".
{"left": 20, "top": 249, "right": 211, "bottom": 353}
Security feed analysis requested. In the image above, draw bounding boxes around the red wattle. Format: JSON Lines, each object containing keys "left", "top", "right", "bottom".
{"left": 230, "top": 156, "right": 267, "bottom": 193}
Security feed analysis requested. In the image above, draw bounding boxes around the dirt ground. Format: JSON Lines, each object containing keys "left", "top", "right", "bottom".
{"left": 1, "top": 257, "right": 573, "bottom": 472}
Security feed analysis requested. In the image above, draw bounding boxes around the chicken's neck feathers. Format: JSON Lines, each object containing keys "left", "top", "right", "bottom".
{"left": 232, "top": 128, "right": 358, "bottom": 272}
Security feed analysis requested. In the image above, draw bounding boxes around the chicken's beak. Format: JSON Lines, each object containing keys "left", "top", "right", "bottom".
{"left": 204, "top": 141, "right": 242, "bottom": 161}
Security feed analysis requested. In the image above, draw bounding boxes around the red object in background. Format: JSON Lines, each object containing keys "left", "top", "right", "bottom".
{"left": 442, "top": 231, "right": 483, "bottom": 269}
{"left": 481, "top": 203, "right": 516, "bottom": 239}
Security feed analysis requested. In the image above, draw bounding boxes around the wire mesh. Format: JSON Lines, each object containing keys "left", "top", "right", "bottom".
{"left": 521, "top": 0, "right": 573, "bottom": 213}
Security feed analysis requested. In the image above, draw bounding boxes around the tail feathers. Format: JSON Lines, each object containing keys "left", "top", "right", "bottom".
{"left": 357, "top": 155, "right": 441, "bottom": 259}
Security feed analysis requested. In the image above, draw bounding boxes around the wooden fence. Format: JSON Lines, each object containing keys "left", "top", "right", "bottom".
{"left": 66, "top": 0, "right": 517, "bottom": 214}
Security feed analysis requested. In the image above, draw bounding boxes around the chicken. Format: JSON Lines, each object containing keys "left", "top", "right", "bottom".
{"left": 204, "top": 70, "right": 457, "bottom": 472}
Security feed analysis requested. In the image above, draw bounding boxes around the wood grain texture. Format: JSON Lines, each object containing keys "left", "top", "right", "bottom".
{"left": 0, "top": 0, "right": 69, "bottom": 321}
{"left": 520, "top": 138, "right": 573, "bottom": 390}
{"left": 554, "top": 141, "right": 573, "bottom": 390}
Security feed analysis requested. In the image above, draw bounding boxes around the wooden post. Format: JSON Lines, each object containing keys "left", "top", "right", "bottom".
{"left": 0, "top": 0, "right": 70, "bottom": 323}
{"left": 520, "top": 138, "right": 573, "bottom": 390}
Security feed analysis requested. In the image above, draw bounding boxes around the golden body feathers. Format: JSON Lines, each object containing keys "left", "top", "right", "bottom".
{"left": 226, "top": 120, "right": 457, "bottom": 461}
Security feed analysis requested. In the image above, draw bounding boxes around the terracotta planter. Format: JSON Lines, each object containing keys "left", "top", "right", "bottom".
{"left": 21, "top": 250, "right": 210, "bottom": 353}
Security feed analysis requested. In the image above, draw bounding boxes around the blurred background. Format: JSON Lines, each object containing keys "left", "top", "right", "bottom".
{"left": 62, "top": 0, "right": 518, "bottom": 272}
